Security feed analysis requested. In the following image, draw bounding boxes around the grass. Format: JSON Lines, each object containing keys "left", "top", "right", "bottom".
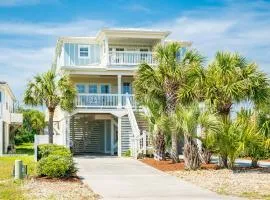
{"left": 15, "top": 143, "right": 34, "bottom": 155}
{"left": 0, "top": 155, "right": 36, "bottom": 199}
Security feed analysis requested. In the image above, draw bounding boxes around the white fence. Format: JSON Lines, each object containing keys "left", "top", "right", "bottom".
{"left": 34, "top": 135, "right": 65, "bottom": 161}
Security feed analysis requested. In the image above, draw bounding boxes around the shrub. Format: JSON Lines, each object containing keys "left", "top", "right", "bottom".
{"left": 37, "top": 144, "right": 70, "bottom": 160}
{"left": 14, "top": 131, "right": 34, "bottom": 145}
{"left": 37, "top": 154, "right": 76, "bottom": 178}
{"left": 123, "top": 149, "right": 131, "bottom": 157}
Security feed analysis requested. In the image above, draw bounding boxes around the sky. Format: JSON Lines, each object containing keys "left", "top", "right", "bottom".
{"left": 0, "top": 0, "right": 270, "bottom": 102}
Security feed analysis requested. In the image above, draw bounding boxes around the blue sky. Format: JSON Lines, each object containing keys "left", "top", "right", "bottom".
{"left": 0, "top": 0, "right": 270, "bottom": 102}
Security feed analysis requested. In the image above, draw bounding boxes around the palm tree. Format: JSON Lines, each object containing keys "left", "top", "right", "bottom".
{"left": 144, "top": 100, "right": 168, "bottom": 160}
{"left": 203, "top": 51, "right": 269, "bottom": 167}
{"left": 237, "top": 109, "right": 270, "bottom": 167}
{"left": 204, "top": 51, "right": 269, "bottom": 120}
{"left": 134, "top": 42, "right": 204, "bottom": 163}
{"left": 173, "top": 104, "right": 220, "bottom": 169}
{"left": 24, "top": 70, "right": 76, "bottom": 143}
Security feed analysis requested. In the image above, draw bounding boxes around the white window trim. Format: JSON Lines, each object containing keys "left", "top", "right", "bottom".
{"left": 78, "top": 45, "right": 90, "bottom": 59}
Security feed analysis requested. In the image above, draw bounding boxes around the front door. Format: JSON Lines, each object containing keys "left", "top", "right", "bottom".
{"left": 122, "top": 82, "right": 131, "bottom": 94}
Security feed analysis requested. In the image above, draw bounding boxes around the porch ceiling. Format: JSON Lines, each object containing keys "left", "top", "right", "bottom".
{"left": 108, "top": 37, "right": 160, "bottom": 46}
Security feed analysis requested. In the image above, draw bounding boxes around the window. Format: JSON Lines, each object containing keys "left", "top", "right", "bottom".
{"left": 123, "top": 82, "right": 131, "bottom": 94}
{"left": 89, "top": 84, "right": 98, "bottom": 93}
{"left": 78, "top": 45, "right": 89, "bottom": 58}
{"left": 76, "top": 84, "right": 85, "bottom": 93}
{"left": 100, "top": 84, "right": 110, "bottom": 94}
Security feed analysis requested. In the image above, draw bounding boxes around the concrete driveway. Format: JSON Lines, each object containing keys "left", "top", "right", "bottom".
{"left": 75, "top": 156, "right": 239, "bottom": 200}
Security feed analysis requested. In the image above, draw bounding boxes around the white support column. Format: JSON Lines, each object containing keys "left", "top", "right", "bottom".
{"left": 117, "top": 75, "right": 122, "bottom": 108}
{"left": 104, "top": 120, "right": 107, "bottom": 153}
{"left": 110, "top": 119, "right": 114, "bottom": 155}
{"left": 118, "top": 116, "right": 122, "bottom": 157}
{"left": 0, "top": 120, "right": 3, "bottom": 155}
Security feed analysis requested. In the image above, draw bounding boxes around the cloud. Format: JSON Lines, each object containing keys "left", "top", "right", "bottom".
{"left": 0, "top": 18, "right": 109, "bottom": 99}
{"left": 122, "top": 3, "right": 151, "bottom": 13}
{"left": 149, "top": 1, "right": 270, "bottom": 73}
{"left": 0, "top": 0, "right": 58, "bottom": 7}
{"left": 0, "top": 19, "right": 108, "bottom": 36}
{"left": 0, "top": 47, "right": 54, "bottom": 100}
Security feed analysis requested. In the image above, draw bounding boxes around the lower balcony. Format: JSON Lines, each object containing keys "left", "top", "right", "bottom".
{"left": 75, "top": 94, "right": 137, "bottom": 109}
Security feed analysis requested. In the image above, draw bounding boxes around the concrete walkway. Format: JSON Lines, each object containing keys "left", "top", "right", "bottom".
{"left": 75, "top": 156, "right": 238, "bottom": 200}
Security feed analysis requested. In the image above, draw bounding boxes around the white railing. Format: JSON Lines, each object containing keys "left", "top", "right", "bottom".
{"left": 76, "top": 94, "right": 118, "bottom": 108}
{"left": 75, "top": 93, "right": 137, "bottom": 108}
{"left": 126, "top": 97, "right": 140, "bottom": 137}
{"left": 109, "top": 51, "right": 156, "bottom": 65}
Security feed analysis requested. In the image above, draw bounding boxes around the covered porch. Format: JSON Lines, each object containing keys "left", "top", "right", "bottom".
{"left": 71, "top": 74, "right": 137, "bottom": 109}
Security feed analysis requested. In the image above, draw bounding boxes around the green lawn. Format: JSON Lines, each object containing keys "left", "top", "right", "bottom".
{"left": 0, "top": 155, "right": 36, "bottom": 200}
{"left": 15, "top": 143, "right": 34, "bottom": 155}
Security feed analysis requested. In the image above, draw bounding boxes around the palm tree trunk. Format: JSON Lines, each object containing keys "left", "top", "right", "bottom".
{"left": 251, "top": 159, "right": 258, "bottom": 168}
{"left": 200, "top": 146, "right": 212, "bottom": 164}
{"left": 171, "top": 132, "right": 179, "bottom": 163}
{"left": 219, "top": 155, "right": 228, "bottom": 168}
{"left": 155, "top": 132, "right": 166, "bottom": 160}
{"left": 183, "top": 134, "right": 201, "bottom": 170}
{"left": 48, "top": 108, "right": 55, "bottom": 144}
{"left": 164, "top": 80, "right": 180, "bottom": 163}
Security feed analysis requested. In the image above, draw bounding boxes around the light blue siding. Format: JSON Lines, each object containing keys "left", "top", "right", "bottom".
{"left": 64, "top": 43, "right": 100, "bottom": 66}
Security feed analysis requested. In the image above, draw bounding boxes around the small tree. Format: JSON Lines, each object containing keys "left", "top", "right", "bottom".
{"left": 203, "top": 51, "right": 269, "bottom": 167}
{"left": 237, "top": 109, "right": 270, "bottom": 167}
{"left": 24, "top": 70, "right": 76, "bottom": 143}
{"left": 14, "top": 109, "right": 46, "bottom": 145}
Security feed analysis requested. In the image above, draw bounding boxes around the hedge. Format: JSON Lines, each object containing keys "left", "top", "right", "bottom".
{"left": 37, "top": 144, "right": 77, "bottom": 178}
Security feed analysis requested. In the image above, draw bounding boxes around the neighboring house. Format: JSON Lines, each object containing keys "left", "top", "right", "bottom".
{"left": 0, "top": 82, "right": 23, "bottom": 155}
{"left": 51, "top": 28, "right": 191, "bottom": 157}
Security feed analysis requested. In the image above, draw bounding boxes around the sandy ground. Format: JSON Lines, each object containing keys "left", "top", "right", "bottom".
{"left": 24, "top": 177, "right": 100, "bottom": 200}
{"left": 169, "top": 168, "right": 270, "bottom": 199}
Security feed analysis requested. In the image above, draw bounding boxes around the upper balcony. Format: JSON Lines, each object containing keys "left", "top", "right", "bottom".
{"left": 108, "top": 51, "right": 156, "bottom": 66}
{"left": 54, "top": 29, "right": 172, "bottom": 71}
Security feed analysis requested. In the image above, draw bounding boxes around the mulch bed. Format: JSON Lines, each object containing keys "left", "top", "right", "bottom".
{"left": 34, "top": 176, "right": 81, "bottom": 182}
{"left": 140, "top": 158, "right": 219, "bottom": 171}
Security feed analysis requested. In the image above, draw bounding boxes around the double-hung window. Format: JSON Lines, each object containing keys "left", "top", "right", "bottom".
{"left": 76, "top": 84, "right": 85, "bottom": 93}
{"left": 100, "top": 84, "right": 110, "bottom": 94}
{"left": 89, "top": 84, "right": 98, "bottom": 93}
{"left": 78, "top": 45, "right": 90, "bottom": 58}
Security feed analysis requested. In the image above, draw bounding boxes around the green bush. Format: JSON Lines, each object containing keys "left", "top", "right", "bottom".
{"left": 123, "top": 149, "right": 131, "bottom": 157}
{"left": 14, "top": 131, "right": 34, "bottom": 145}
{"left": 37, "top": 144, "right": 70, "bottom": 160}
{"left": 37, "top": 154, "right": 76, "bottom": 178}
{"left": 37, "top": 144, "right": 77, "bottom": 178}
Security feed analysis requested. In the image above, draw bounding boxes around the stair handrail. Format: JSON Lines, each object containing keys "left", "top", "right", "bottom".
{"left": 125, "top": 94, "right": 140, "bottom": 137}
{"left": 125, "top": 95, "right": 141, "bottom": 158}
